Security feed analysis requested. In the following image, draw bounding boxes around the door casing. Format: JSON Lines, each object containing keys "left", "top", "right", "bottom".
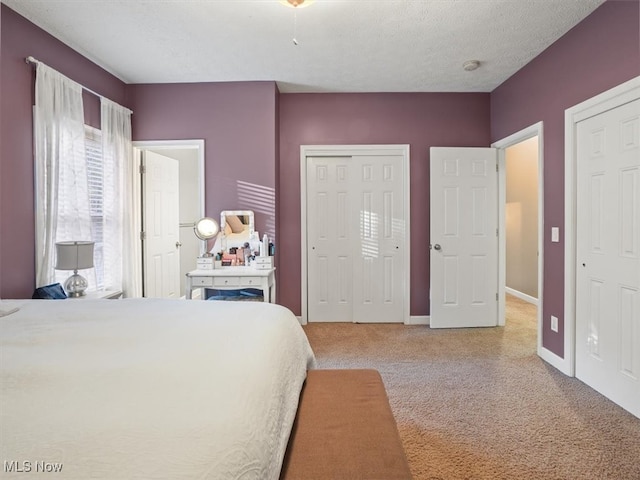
{"left": 427, "top": 133, "right": 543, "bottom": 331}
{"left": 493, "top": 123, "right": 544, "bottom": 352}
{"left": 563, "top": 76, "right": 640, "bottom": 377}
{"left": 300, "top": 145, "right": 411, "bottom": 325}
{"left": 133, "top": 139, "right": 205, "bottom": 298}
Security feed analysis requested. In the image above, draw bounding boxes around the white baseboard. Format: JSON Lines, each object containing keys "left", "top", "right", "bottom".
{"left": 299, "top": 316, "right": 428, "bottom": 326}
{"left": 538, "top": 345, "right": 572, "bottom": 376}
{"left": 505, "top": 287, "right": 538, "bottom": 306}
{"left": 406, "top": 315, "right": 430, "bottom": 325}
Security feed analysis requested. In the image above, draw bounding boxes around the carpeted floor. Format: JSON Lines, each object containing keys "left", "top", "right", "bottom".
{"left": 302, "top": 295, "right": 640, "bottom": 480}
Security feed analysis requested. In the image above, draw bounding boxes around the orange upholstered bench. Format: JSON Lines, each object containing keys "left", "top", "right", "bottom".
{"left": 280, "top": 369, "right": 412, "bottom": 480}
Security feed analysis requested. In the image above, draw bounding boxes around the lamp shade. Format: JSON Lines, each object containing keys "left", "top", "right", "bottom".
{"left": 55, "top": 241, "right": 95, "bottom": 271}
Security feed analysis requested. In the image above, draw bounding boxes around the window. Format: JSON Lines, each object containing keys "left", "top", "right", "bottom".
{"left": 84, "top": 125, "right": 105, "bottom": 289}
{"left": 34, "top": 66, "right": 134, "bottom": 295}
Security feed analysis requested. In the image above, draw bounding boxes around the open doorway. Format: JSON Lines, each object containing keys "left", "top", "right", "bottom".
{"left": 133, "top": 140, "right": 205, "bottom": 298}
{"left": 494, "top": 123, "right": 544, "bottom": 353}
{"left": 505, "top": 137, "right": 539, "bottom": 307}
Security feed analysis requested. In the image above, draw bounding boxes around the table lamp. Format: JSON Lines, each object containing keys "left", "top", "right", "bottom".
{"left": 55, "top": 241, "right": 95, "bottom": 297}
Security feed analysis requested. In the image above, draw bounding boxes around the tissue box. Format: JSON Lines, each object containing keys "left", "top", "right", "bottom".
{"left": 254, "top": 256, "right": 273, "bottom": 269}
{"left": 197, "top": 257, "right": 215, "bottom": 270}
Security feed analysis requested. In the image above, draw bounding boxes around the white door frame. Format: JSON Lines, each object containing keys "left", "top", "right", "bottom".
{"left": 563, "top": 76, "right": 640, "bottom": 376}
{"left": 492, "top": 123, "right": 544, "bottom": 353}
{"left": 300, "top": 145, "right": 411, "bottom": 325}
{"left": 132, "top": 139, "right": 205, "bottom": 296}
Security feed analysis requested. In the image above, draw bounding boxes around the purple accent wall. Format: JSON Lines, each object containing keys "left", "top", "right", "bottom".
{"left": 491, "top": 0, "right": 640, "bottom": 357}
{"left": 0, "top": 5, "right": 129, "bottom": 298}
{"left": 1, "top": 5, "right": 3, "bottom": 288}
{"left": 127, "top": 81, "right": 279, "bottom": 241}
{"left": 279, "top": 93, "right": 491, "bottom": 315}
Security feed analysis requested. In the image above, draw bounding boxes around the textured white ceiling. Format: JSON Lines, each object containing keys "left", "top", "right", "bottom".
{"left": 2, "top": 0, "right": 606, "bottom": 93}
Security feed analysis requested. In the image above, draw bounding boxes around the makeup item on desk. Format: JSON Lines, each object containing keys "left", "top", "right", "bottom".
{"left": 260, "top": 234, "right": 269, "bottom": 257}
{"left": 235, "top": 247, "right": 245, "bottom": 265}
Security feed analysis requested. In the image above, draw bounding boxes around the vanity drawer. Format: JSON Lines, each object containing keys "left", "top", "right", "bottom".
{"left": 213, "top": 276, "right": 241, "bottom": 287}
{"left": 191, "top": 276, "right": 214, "bottom": 287}
{"left": 240, "top": 277, "right": 261, "bottom": 287}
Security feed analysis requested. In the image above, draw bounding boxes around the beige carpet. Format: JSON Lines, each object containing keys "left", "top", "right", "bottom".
{"left": 302, "top": 296, "right": 640, "bottom": 480}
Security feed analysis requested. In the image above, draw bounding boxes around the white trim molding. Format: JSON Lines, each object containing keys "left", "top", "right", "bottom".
{"left": 132, "top": 140, "right": 206, "bottom": 298}
{"left": 406, "top": 315, "right": 430, "bottom": 326}
{"left": 492, "top": 122, "right": 544, "bottom": 352}
{"left": 538, "top": 346, "right": 569, "bottom": 373}
{"left": 564, "top": 76, "right": 640, "bottom": 377}
{"left": 505, "top": 287, "right": 539, "bottom": 306}
{"left": 132, "top": 139, "right": 206, "bottom": 220}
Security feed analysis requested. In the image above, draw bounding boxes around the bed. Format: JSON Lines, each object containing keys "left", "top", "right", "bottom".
{"left": 0, "top": 298, "right": 315, "bottom": 479}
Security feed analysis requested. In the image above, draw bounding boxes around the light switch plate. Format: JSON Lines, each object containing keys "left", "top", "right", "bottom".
{"left": 551, "top": 315, "right": 559, "bottom": 332}
{"left": 551, "top": 227, "right": 560, "bottom": 243}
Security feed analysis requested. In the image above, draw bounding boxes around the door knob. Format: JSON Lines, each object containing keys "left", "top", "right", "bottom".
{"left": 175, "top": 241, "right": 182, "bottom": 248}
{"left": 434, "top": 244, "right": 442, "bottom": 251}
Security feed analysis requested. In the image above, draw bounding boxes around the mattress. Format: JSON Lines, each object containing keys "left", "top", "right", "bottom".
{"left": 0, "top": 298, "right": 316, "bottom": 479}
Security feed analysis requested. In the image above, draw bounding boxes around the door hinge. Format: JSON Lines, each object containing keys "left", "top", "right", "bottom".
{"left": 140, "top": 231, "right": 146, "bottom": 241}
{"left": 496, "top": 163, "right": 499, "bottom": 172}
{"left": 496, "top": 228, "right": 499, "bottom": 237}
{"left": 496, "top": 293, "right": 499, "bottom": 301}
{"left": 139, "top": 164, "right": 146, "bottom": 175}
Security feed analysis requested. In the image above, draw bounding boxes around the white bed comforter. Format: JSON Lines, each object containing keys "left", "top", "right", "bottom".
{"left": 0, "top": 299, "right": 316, "bottom": 479}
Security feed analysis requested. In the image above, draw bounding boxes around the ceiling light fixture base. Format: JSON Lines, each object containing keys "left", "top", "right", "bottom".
{"left": 279, "top": 0, "right": 315, "bottom": 8}
{"left": 463, "top": 60, "right": 481, "bottom": 71}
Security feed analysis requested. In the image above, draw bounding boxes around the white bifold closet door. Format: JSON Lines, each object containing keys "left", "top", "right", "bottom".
{"left": 306, "top": 155, "right": 405, "bottom": 323}
{"left": 575, "top": 98, "right": 640, "bottom": 418}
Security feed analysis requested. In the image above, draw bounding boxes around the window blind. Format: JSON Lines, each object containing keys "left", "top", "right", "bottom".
{"left": 85, "top": 125, "right": 104, "bottom": 289}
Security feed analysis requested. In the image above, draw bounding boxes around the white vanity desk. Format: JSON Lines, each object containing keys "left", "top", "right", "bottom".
{"left": 185, "top": 267, "right": 276, "bottom": 303}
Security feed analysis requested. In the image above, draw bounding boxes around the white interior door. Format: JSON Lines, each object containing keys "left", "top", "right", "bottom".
{"left": 430, "top": 147, "right": 498, "bottom": 328}
{"left": 307, "top": 156, "right": 353, "bottom": 322}
{"left": 352, "top": 155, "right": 405, "bottom": 323}
{"left": 575, "top": 98, "right": 640, "bottom": 418}
{"left": 142, "top": 151, "right": 181, "bottom": 298}
{"left": 306, "top": 153, "right": 406, "bottom": 323}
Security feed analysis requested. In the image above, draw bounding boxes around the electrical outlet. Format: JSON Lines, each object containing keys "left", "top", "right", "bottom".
{"left": 551, "top": 315, "right": 559, "bottom": 333}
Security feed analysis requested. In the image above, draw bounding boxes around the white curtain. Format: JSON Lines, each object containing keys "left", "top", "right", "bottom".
{"left": 34, "top": 63, "right": 94, "bottom": 288}
{"left": 101, "top": 99, "right": 141, "bottom": 297}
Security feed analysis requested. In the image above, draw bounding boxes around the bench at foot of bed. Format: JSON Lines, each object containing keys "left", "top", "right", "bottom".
{"left": 281, "top": 369, "right": 412, "bottom": 480}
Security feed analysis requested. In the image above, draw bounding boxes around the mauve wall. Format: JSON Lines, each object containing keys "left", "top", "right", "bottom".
{"left": 0, "top": 5, "right": 129, "bottom": 298}
{"left": 491, "top": 0, "right": 640, "bottom": 357}
{"left": 279, "top": 93, "right": 491, "bottom": 316}
{"left": 1, "top": 5, "right": 3, "bottom": 287}
{"left": 127, "top": 82, "right": 279, "bottom": 242}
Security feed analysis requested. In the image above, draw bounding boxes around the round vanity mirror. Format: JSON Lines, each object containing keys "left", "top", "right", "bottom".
{"left": 194, "top": 217, "right": 220, "bottom": 240}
